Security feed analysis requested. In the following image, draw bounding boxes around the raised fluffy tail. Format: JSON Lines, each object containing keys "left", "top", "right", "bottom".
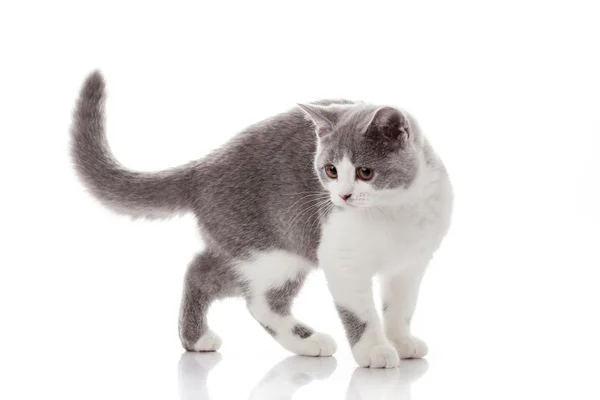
{"left": 71, "top": 71, "right": 196, "bottom": 219}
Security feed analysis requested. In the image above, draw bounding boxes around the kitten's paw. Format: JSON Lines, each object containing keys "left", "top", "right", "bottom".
{"left": 390, "top": 336, "right": 428, "bottom": 359}
{"left": 191, "top": 330, "right": 222, "bottom": 352}
{"left": 354, "top": 344, "right": 400, "bottom": 368}
{"left": 290, "top": 332, "right": 337, "bottom": 357}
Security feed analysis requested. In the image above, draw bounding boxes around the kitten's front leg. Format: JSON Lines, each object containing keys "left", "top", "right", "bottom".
{"left": 324, "top": 265, "right": 399, "bottom": 368}
{"left": 381, "top": 270, "right": 428, "bottom": 359}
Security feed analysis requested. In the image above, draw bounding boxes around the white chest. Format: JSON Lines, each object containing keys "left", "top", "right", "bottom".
{"left": 318, "top": 176, "right": 453, "bottom": 274}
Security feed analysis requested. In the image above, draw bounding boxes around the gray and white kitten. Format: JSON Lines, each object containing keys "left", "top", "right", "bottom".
{"left": 71, "top": 72, "right": 453, "bottom": 368}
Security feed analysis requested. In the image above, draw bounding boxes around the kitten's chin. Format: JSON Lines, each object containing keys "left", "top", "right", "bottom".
{"left": 333, "top": 201, "right": 351, "bottom": 208}
{"left": 332, "top": 199, "right": 355, "bottom": 209}
{"left": 337, "top": 201, "right": 370, "bottom": 210}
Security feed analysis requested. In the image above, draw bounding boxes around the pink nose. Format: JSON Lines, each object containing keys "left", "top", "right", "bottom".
{"left": 340, "top": 193, "right": 352, "bottom": 201}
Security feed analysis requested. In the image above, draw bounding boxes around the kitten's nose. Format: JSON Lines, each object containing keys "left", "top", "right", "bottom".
{"left": 340, "top": 193, "right": 352, "bottom": 201}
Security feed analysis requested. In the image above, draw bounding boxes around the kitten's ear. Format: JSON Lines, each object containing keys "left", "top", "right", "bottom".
{"left": 297, "top": 103, "right": 337, "bottom": 137}
{"left": 365, "top": 107, "right": 410, "bottom": 149}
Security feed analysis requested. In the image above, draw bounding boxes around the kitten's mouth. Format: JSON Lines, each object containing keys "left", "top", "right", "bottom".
{"left": 332, "top": 196, "right": 358, "bottom": 208}
{"left": 338, "top": 201, "right": 356, "bottom": 209}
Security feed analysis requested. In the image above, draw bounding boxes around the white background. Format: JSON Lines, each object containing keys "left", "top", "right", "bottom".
{"left": 1, "top": 1, "right": 599, "bottom": 399}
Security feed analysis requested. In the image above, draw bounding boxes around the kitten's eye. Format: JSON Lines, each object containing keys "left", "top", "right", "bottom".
{"left": 357, "top": 167, "right": 373, "bottom": 181}
{"left": 325, "top": 164, "right": 338, "bottom": 179}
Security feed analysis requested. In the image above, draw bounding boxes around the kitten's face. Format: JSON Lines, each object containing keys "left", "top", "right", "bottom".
{"left": 299, "top": 103, "right": 420, "bottom": 209}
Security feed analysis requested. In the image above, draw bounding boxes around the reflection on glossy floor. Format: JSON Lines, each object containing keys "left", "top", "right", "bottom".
{"left": 179, "top": 352, "right": 427, "bottom": 400}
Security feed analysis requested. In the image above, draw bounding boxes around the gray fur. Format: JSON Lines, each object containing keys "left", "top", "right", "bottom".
{"left": 70, "top": 72, "right": 197, "bottom": 219}
{"left": 336, "top": 305, "right": 367, "bottom": 347}
{"left": 265, "top": 274, "right": 306, "bottom": 316}
{"left": 292, "top": 324, "right": 314, "bottom": 339}
{"left": 179, "top": 251, "right": 243, "bottom": 350}
{"left": 70, "top": 72, "right": 424, "bottom": 352}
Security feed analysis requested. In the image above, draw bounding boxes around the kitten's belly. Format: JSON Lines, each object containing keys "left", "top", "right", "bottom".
{"left": 318, "top": 199, "right": 452, "bottom": 274}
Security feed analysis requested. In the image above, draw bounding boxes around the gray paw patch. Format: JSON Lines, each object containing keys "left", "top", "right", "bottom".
{"left": 292, "top": 324, "right": 314, "bottom": 339}
{"left": 336, "top": 305, "right": 367, "bottom": 346}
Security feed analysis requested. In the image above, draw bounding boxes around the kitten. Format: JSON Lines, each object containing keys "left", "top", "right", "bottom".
{"left": 71, "top": 72, "right": 453, "bottom": 368}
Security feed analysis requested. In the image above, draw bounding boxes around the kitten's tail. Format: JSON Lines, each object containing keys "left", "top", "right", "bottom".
{"left": 70, "top": 71, "right": 196, "bottom": 219}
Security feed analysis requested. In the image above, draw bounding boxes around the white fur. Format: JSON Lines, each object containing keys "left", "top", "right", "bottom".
{"left": 318, "top": 152, "right": 453, "bottom": 367}
{"left": 237, "top": 250, "right": 313, "bottom": 292}
{"left": 236, "top": 251, "right": 336, "bottom": 356}
{"left": 192, "top": 329, "right": 222, "bottom": 352}
{"left": 381, "top": 271, "right": 429, "bottom": 359}
{"left": 390, "top": 335, "right": 429, "bottom": 359}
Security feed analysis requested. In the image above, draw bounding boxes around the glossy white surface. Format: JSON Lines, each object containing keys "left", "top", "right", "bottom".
{"left": 1, "top": 1, "right": 599, "bottom": 399}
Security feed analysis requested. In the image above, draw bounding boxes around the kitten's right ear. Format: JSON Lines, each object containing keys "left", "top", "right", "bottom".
{"left": 297, "top": 103, "right": 336, "bottom": 137}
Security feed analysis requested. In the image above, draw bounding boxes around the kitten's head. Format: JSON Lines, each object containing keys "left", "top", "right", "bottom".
{"left": 298, "top": 102, "right": 422, "bottom": 209}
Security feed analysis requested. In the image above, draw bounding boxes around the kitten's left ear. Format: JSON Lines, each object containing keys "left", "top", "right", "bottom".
{"left": 297, "top": 103, "right": 338, "bottom": 137}
{"left": 365, "top": 107, "right": 410, "bottom": 149}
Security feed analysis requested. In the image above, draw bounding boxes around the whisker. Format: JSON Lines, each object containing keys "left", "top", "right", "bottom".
{"left": 302, "top": 201, "right": 331, "bottom": 238}
{"left": 286, "top": 199, "right": 331, "bottom": 234}
{"left": 300, "top": 207, "right": 321, "bottom": 238}
{"left": 282, "top": 191, "right": 328, "bottom": 196}
{"left": 293, "top": 206, "right": 327, "bottom": 237}
{"left": 307, "top": 202, "right": 333, "bottom": 236}
{"left": 284, "top": 194, "right": 330, "bottom": 216}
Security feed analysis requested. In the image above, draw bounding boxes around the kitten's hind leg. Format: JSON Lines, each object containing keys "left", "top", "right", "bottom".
{"left": 179, "top": 251, "right": 240, "bottom": 352}
{"left": 239, "top": 251, "right": 337, "bottom": 357}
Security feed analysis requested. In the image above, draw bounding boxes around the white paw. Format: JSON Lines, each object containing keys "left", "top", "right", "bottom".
{"left": 354, "top": 344, "right": 400, "bottom": 368}
{"left": 288, "top": 332, "right": 337, "bottom": 357}
{"left": 191, "top": 330, "right": 222, "bottom": 352}
{"left": 391, "top": 336, "right": 428, "bottom": 359}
